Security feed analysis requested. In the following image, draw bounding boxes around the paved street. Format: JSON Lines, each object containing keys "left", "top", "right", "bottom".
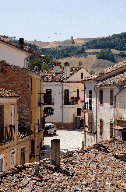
{"left": 43, "top": 129, "right": 84, "bottom": 159}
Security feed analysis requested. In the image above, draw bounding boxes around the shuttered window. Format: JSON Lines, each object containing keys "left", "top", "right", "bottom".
{"left": 100, "top": 119, "right": 103, "bottom": 136}
{"left": 99, "top": 90, "right": 103, "bottom": 104}
{"left": 110, "top": 90, "right": 114, "bottom": 105}
{"left": 110, "top": 123, "right": 113, "bottom": 138}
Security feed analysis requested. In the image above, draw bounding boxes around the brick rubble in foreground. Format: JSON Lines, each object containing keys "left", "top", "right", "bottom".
{"left": 0, "top": 139, "right": 126, "bottom": 192}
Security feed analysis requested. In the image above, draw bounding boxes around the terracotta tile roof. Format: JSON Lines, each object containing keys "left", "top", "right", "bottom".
{"left": 0, "top": 38, "right": 35, "bottom": 54}
{"left": 96, "top": 71, "right": 126, "bottom": 87}
{"left": 43, "top": 66, "right": 82, "bottom": 82}
{"left": 0, "top": 61, "right": 43, "bottom": 78}
{"left": 83, "top": 60, "right": 126, "bottom": 81}
{"left": 0, "top": 88, "right": 19, "bottom": 97}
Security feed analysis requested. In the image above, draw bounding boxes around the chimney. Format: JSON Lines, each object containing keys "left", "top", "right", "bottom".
{"left": 79, "top": 62, "right": 82, "bottom": 69}
{"left": 54, "top": 62, "right": 61, "bottom": 74}
{"left": 19, "top": 38, "right": 24, "bottom": 49}
{"left": 1, "top": 60, "right": 5, "bottom": 66}
{"left": 64, "top": 62, "right": 70, "bottom": 78}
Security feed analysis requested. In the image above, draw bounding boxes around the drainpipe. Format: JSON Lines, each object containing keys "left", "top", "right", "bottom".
{"left": 96, "top": 90, "right": 97, "bottom": 143}
{"left": 84, "top": 84, "right": 85, "bottom": 126}
{"left": 40, "top": 79, "right": 41, "bottom": 128}
{"left": 94, "top": 86, "right": 97, "bottom": 143}
{"left": 62, "top": 82, "right": 63, "bottom": 128}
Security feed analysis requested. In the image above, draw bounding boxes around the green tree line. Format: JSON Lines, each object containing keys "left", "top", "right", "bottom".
{"left": 85, "top": 32, "right": 126, "bottom": 50}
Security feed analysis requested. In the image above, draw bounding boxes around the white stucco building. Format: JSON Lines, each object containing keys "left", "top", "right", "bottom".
{"left": 82, "top": 60, "right": 126, "bottom": 147}
{"left": 0, "top": 38, "right": 34, "bottom": 68}
{"left": 43, "top": 62, "right": 90, "bottom": 129}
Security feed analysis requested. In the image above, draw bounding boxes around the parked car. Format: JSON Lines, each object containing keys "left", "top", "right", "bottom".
{"left": 44, "top": 123, "right": 57, "bottom": 136}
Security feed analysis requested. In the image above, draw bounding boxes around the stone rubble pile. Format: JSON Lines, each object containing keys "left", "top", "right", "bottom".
{"left": 0, "top": 139, "right": 126, "bottom": 192}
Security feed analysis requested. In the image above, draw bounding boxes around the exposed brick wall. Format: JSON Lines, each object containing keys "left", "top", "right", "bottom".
{"left": 0, "top": 62, "right": 31, "bottom": 128}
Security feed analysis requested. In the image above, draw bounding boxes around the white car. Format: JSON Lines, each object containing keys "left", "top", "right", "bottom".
{"left": 44, "top": 123, "right": 57, "bottom": 135}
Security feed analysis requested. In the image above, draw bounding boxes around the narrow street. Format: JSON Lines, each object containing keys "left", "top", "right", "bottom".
{"left": 43, "top": 129, "right": 84, "bottom": 159}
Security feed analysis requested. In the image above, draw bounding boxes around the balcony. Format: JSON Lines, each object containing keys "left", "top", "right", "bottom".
{"left": 0, "top": 125, "right": 15, "bottom": 144}
{"left": 64, "top": 97, "right": 80, "bottom": 105}
{"left": 82, "top": 102, "right": 92, "bottom": 112}
{"left": 38, "top": 98, "right": 54, "bottom": 106}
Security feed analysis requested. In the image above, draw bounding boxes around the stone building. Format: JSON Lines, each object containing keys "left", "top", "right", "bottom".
{"left": 0, "top": 88, "right": 32, "bottom": 172}
{"left": 43, "top": 62, "right": 90, "bottom": 129}
{"left": 82, "top": 60, "right": 126, "bottom": 147}
{"left": 0, "top": 60, "right": 44, "bottom": 162}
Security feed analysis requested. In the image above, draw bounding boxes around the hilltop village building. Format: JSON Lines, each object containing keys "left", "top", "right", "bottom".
{"left": 0, "top": 88, "right": 32, "bottom": 172}
{"left": 0, "top": 38, "right": 35, "bottom": 68}
{"left": 0, "top": 60, "right": 44, "bottom": 166}
{"left": 43, "top": 62, "right": 90, "bottom": 129}
{"left": 82, "top": 60, "right": 126, "bottom": 147}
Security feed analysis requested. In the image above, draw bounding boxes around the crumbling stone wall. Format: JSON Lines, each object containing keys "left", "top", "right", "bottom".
{"left": 0, "top": 61, "right": 31, "bottom": 128}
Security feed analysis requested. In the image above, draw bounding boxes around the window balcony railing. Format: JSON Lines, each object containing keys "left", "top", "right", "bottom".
{"left": 0, "top": 125, "right": 15, "bottom": 143}
{"left": 64, "top": 97, "right": 80, "bottom": 105}
{"left": 43, "top": 98, "right": 54, "bottom": 105}
{"left": 82, "top": 102, "right": 92, "bottom": 111}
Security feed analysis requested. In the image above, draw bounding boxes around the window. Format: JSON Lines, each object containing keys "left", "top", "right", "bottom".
{"left": 64, "top": 89, "right": 69, "bottom": 105}
{"left": 31, "top": 139, "right": 34, "bottom": 157}
{"left": 77, "top": 108, "right": 81, "bottom": 116}
{"left": 110, "top": 90, "right": 114, "bottom": 105}
{"left": 100, "top": 119, "right": 103, "bottom": 136}
{"left": 44, "top": 89, "right": 52, "bottom": 104}
{"left": 44, "top": 107, "right": 54, "bottom": 115}
{"left": 10, "top": 149, "right": 16, "bottom": 168}
{"left": 99, "top": 90, "right": 103, "bottom": 104}
{"left": 21, "top": 147, "right": 25, "bottom": 165}
{"left": 89, "top": 90, "right": 92, "bottom": 110}
{"left": 110, "top": 123, "right": 113, "bottom": 138}
{"left": 0, "top": 154, "right": 4, "bottom": 171}
{"left": 11, "top": 104, "right": 15, "bottom": 125}
{"left": 77, "top": 89, "right": 79, "bottom": 98}
{"left": 81, "top": 73, "right": 83, "bottom": 79}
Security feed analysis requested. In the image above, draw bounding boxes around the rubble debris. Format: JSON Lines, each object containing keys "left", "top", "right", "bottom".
{"left": 0, "top": 139, "right": 125, "bottom": 191}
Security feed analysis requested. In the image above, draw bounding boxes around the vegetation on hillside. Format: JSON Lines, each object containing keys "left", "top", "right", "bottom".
{"left": 96, "top": 49, "right": 115, "bottom": 62}
{"left": 85, "top": 32, "right": 126, "bottom": 50}
{"left": 40, "top": 46, "right": 87, "bottom": 59}
{"left": 2, "top": 32, "right": 126, "bottom": 63}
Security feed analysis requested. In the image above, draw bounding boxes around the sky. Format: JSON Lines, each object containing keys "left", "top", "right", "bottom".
{"left": 0, "top": 0, "right": 126, "bottom": 42}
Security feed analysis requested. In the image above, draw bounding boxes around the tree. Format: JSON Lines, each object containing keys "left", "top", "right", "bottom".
{"left": 28, "top": 56, "right": 55, "bottom": 71}
{"left": 96, "top": 49, "right": 115, "bottom": 62}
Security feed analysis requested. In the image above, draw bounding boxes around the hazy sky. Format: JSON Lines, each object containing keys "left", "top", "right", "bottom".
{"left": 0, "top": 0, "right": 126, "bottom": 42}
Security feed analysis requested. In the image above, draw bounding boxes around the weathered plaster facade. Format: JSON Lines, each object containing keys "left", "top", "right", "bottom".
{"left": 0, "top": 40, "right": 32, "bottom": 68}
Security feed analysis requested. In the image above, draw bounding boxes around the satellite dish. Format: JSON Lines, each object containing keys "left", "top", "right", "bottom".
{"left": 34, "top": 66, "right": 38, "bottom": 71}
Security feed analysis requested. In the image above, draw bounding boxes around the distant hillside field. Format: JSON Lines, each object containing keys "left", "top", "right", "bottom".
{"left": 1, "top": 32, "right": 126, "bottom": 72}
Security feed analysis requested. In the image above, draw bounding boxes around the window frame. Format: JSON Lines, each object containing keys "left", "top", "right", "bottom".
{"left": 99, "top": 90, "right": 103, "bottom": 105}
{"left": 110, "top": 89, "right": 114, "bottom": 105}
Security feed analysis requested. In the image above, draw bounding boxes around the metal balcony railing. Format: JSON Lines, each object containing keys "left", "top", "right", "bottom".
{"left": 82, "top": 102, "right": 92, "bottom": 111}
{"left": 0, "top": 125, "right": 15, "bottom": 143}
{"left": 64, "top": 97, "right": 79, "bottom": 105}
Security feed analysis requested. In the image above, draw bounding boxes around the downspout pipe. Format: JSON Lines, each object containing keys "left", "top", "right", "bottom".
{"left": 62, "top": 82, "right": 63, "bottom": 128}
{"left": 95, "top": 87, "right": 97, "bottom": 143}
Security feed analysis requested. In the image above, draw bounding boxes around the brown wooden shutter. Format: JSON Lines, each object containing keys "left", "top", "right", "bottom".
{"left": 99, "top": 90, "right": 103, "bottom": 104}
{"left": 100, "top": 119, "right": 103, "bottom": 136}
{"left": 110, "top": 123, "right": 113, "bottom": 138}
{"left": 110, "top": 90, "right": 113, "bottom": 105}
